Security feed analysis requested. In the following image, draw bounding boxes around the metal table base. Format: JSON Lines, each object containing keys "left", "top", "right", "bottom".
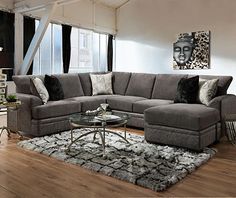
{"left": 67, "top": 120, "right": 129, "bottom": 156}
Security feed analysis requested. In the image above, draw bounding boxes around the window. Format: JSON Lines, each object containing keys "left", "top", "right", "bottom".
{"left": 69, "top": 27, "right": 108, "bottom": 73}
{"left": 33, "top": 22, "right": 108, "bottom": 74}
{"left": 33, "top": 21, "right": 63, "bottom": 75}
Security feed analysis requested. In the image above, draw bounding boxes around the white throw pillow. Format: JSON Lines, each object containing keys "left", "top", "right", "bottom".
{"left": 90, "top": 73, "right": 113, "bottom": 96}
{"left": 32, "top": 77, "right": 49, "bottom": 104}
{"left": 197, "top": 78, "right": 219, "bottom": 105}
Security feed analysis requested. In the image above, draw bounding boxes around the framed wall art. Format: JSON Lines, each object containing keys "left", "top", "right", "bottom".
{"left": 173, "top": 30, "right": 210, "bottom": 70}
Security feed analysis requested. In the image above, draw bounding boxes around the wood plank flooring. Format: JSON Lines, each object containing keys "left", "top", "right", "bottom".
{"left": 0, "top": 115, "right": 236, "bottom": 197}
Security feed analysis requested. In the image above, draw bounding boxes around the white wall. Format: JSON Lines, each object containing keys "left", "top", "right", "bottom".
{"left": 116, "top": 0, "right": 236, "bottom": 94}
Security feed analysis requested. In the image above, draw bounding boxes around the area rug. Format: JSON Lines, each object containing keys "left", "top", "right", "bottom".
{"left": 18, "top": 129, "right": 216, "bottom": 192}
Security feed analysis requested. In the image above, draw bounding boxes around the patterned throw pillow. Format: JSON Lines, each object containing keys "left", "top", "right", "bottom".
{"left": 90, "top": 73, "right": 113, "bottom": 96}
{"left": 30, "top": 78, "right": 40, "bottom": 98}
{"left": 197, "top": 78, "right": 219, "bottom": 105}
{"left": 32, "top": 77, "right": 49, "bottom": 104}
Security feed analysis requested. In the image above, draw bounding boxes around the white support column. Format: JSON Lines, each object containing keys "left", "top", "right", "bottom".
{"left": 14, "top": 13, "right": 24, "bottom": 75}
{"left": 19, "top": 3, "right": 57, "bottom": 75}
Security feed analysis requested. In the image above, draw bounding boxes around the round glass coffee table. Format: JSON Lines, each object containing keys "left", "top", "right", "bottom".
{"left": 67, "top": 112, "right": 130, "bottom": 155}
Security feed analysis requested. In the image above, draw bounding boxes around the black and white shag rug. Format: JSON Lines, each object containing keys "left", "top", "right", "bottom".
{"left": 18, "top": 129, "right": 216, "bottom": 191}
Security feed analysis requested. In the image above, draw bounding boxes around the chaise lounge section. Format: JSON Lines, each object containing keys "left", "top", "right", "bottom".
{"left": 145, "top": 104, "right": 221, "bottom": 150}
{"left": 8, "top": 72, "right": 236, "bottom": 151}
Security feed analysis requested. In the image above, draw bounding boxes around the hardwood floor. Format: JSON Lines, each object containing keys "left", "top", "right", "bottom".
{"left": 0, "top": 115, "right": 236, "bottom": 197}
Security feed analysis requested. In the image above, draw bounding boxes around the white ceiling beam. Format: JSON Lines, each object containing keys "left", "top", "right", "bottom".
{"left": 14, "top": 0, "right": 55, "bottom": 12}
{"left": 14, "top": 0, "right": 81, "bottom": 13}
{"left": 57, "top": 0, "right": 82, "bottom": 6}
{"left": 19, "top": 3, "right": 57, "bottom": 75}
{"left": 116, "top": 0, "right": 130, "bottom": 9}
{"left": 14, "top": 4, "right": 46, "bottom": 13}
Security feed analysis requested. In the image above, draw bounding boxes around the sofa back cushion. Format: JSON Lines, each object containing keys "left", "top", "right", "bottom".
{"left": 112, "top": 72, "right": 131, "bottom": 95}
{"left": 78, "top": 73, "right": 92, "bottom": 96}
{"left": 152, "top": 74, "right": 187, "bottom": 100}
{"left": 54, "top": 74, "right": 84, "bottom": 98}
{"left": 190, "top": 75, "right": 232, "bottom": 96}
{"left": 125, "top": 73, "right": 156, "bottom": 98}
{"left": 13, "top": 75, "right": 44, "bottom": 94}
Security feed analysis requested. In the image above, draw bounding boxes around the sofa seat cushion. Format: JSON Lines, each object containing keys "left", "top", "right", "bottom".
{"left": 107, "top": 95, "right": 146, "bottom": 112}
{"left": 133, "top": 99, "right": 173, "bottom": 114}
{"left": 32, "top": 99, "right": 81, "bottom": 119}
{"left": 145, "top": 104, "right": 220, "bottom": 131}
{"left": 69, "top": 95, "right": 109, "bottom": 112}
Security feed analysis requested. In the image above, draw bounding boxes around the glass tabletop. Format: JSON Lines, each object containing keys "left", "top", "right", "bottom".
{"left": 69, "top": 112, "right": 129, "bottom": 126}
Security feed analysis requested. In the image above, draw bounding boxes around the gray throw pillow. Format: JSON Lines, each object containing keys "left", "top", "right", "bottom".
{"left": 90, "top": 73, "right": 113, "bottom": 95}
{"left": 197, "top": 78, "right": 219, "bottom": 105}
{"left": 32, "top": 77, "right": 49, "bottom": 104}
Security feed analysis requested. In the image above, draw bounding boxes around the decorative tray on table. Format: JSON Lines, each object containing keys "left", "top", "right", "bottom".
{"left": 95, "top": 114, "right": 121, "bottom": 122}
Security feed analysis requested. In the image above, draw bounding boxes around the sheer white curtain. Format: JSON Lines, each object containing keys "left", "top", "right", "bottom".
{"left": 33, "top": 21, "right": 63, "bottom": 75}
{"left": 69, "top": 27, "right": 108, "bottom": 73}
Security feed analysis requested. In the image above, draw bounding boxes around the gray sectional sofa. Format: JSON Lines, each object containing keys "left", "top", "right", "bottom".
{"left": 8, "top": 72, "right": 236, "bottom": 151}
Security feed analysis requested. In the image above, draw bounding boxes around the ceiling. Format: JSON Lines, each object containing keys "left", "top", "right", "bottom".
{"left": 13, "top": 0, "right": 130, "bottom": 10}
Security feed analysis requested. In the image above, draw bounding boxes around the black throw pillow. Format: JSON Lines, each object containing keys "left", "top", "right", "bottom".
{"left": 44, "top": 75, "right": 64, "bottom": 101}
{"left": 174, "top": 76, "right": 199, "bottom": 104}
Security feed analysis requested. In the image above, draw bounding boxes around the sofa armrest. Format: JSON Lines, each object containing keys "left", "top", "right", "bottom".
{"left": 208, "top": 94, "right": 236, "bottom": 118}
{"left": 9, "top": 93, "right": 42, "bottom": 133}
{"left": 17, "top": 93, "right": 43, "bottom": 108}
{"left": 208, "top": 94, "right": 236, "bottom": 136}
{"left": 221, "top": 94, "right": 236, "bottom": 116}
{"left": 208, "top": 95, "right": 229, "bottom": 110}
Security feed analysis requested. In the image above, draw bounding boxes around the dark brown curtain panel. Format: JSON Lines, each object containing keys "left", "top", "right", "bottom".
{"left": 24, "top": 16, "right": 35, "bottom": 75}
{"left": 107, "top": 34, "right": 113, "bottom": 72}
{"left": 62, "top": 24, "right": 72, "bottom": 73}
